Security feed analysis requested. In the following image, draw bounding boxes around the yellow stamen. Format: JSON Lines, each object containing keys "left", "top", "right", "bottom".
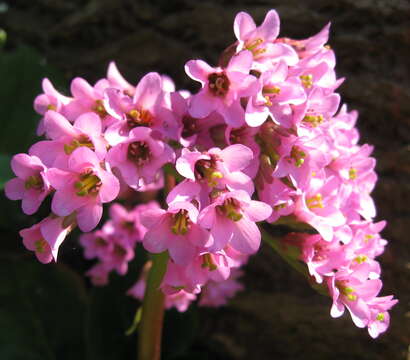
{"left": 354, "top": 255, "right": 367, "bottom": 264}
{"left": 290, "top": 146, "right": 306, "bottom": 167}
{"left": 303, "top": 114, "right": 324, "bottom": 127}
{"left": 74, "top": 172, "right": 102, "bottom": 196}
{"left": 201, "top": 253, "right": 217, "bottom": 271}
{"left": 349, "top": 168, "right": 357, "bottom": 180}
{"left": 300, "top": 74, "right": 313, "bottom": 88}
{"left": 25, "top": 175, "right": 44, "bottom": 190}
{"left": 218, "top": 198, "right": 243, "bottom": 222}
{"left": 64, "top": 136, "right": 95, "bottom": 155}
{"left": 35, "top": 239, "right": 47, "bottom": 253}
{"left": 306, "top": 194, "right": 324, "bottom": 209}
{"left": 376, "top": 313, "right": 385, "bottom": 321}
{"left": 93, "top": 99, "right": 107, "bottom": 118}
{"left": 171, "top": 210, "right": 190, "bottom": 235}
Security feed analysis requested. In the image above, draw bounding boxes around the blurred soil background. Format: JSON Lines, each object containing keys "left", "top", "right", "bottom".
{"left": 0, "top": 0, "right": 409, "bottom": 359}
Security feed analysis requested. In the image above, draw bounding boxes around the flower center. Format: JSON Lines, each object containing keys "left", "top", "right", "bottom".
{"left": 171, "top": 209, "right": 190, "bottom": 235}
{"left": 74, "top": 171, "right": 102, "bottom": 197}
{"left": 64, "top": 135, "right": 95, "bottom": 155}
{"left": 217, "top": 198, "right": 243, "bottom": 221}
{"left": 376, "top": 313, "right": 385, "bottom": 321}
{"left": 290, "top": 146, "right": 306, "bottom": 167}
{"left": 306, "top": 194, "right": 324, "bottom": 209}
{"left": 181, "top": 115, "right": 198, "bottom": 139}
{"left": 126, "top": 109, "right": 153, "bottom": 129}
{"left": 245, "top": 38, "right": 266, "bottom": 57}
{"left": 208, "top": 72, "right": 230, "bottom": 97}
{"left": 113, "top": 244, "right": 127, "bottom": 258}
{"left": 336, "top": 280, "right": 357, "bottom": 301}
{"left": 35, "top": 239, "right": 47, "bottom": 253}
{"left": 303, "top": 113, "right": 324, "bottom": 127}
{"left": 127, "top": 141, "right": 150, "bottom": 166}
{"left": 93, "top": 99, "right": 108, "bottom": 118}
{"left": 300, "top": 74, "right": 313, "bottom": 88}
{"left": 354, "top": 255, "right": 367, "bottom": 264}
{"left": 201, "top": 253, "right": 217, "bottom": 271}
{"left": 25, "top": 174, "right": 44, "bottom": 190}
{"left": 195, "top": 158, "right": 223, "bottom": 187}
{"left": 349, "top": 167, "right": 357, "bottom": 180}
{"left": 121, "top": 220, "right": 135, "bottom": 232}
{"left": 95, "top": 237, "right": 108, "bottom": 247}
{"left": 262, "top": 85, "right": 281, "bottom": 107}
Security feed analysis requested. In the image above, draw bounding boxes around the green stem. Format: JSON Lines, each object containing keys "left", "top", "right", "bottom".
{"left": 138, "top": 251, "right": 169, "bottom": 360}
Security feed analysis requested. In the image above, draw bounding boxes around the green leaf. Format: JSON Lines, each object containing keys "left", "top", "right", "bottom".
{"left": 0, "top": 258, "right": 87, "bottom": 360}
{"left": 0, "top": 46, "right": 66, "bottom": 154}
{"left": 0, "top": 153, "right": 12, "bottom": 189}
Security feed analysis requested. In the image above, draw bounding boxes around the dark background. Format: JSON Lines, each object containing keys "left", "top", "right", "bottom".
{"left": 0, "top": 1, "right": 409, "bottom": 359}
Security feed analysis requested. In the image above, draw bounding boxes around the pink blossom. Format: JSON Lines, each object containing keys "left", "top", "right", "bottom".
{"left": 175, "top": 144, "right": 255, "bottom": 196}
{"left": 34, "top": 78, "right": 71, "bottom": 135}
{"left": 185, "top": 50, "right": 258, "bottom": 127}
{"left": 295, "top": 176, "right": 346, "bottom": 241}
{"left": 19, "top": 215, "right": 73, "bottom": 263}
{"left": 63, "top": 77, "right": 111, "bottom": 122}
{"left": 245, "top": 61, "right": 306, "bottom": 127}
{"left": 47, "top": 147, "right": 120, "bottom": 232}
{"left": 106, "top": 127, "right": 174, "bottom": 190}
{"left": 29, "top": 110, "right": 107, "bottom": 169}
{"left": 278, "top": 23, "right": 331, "bottom": 59}
{"left": 5, "top": 153, "right": 50, "bottom": 215}
{"left": 367, "top": 296, "right": 398, "bottom": 338}
{"left": 104, "top": 72, "right": 177, "bottom": 144}
{"left": 234, "top": 10, "right": 298, "bottom": 69}
{"left": 198, "top": 190, "right": 272, "bottom": 253}
{"left": 199, "top": 269, "right": 244, "bottom": 307}
{"left": 141, "top": 201, "right": 210, "bottom": 265}
{"left": 327, "top": 263, "right": 383, "bottom": 328}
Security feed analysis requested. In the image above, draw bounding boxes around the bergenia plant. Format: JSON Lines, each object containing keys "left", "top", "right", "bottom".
{"left": 5, "top": 9, "right": 397, "bottom": 360}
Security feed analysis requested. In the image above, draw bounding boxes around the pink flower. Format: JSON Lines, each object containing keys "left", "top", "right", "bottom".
{"left": 141, "top": 201, "right": 211, "bottom": 265}
{"left": 171, "top": 92, "right": 224, "bottom": 148}
{"left": 175, "top": 144, "right": 255, "bottom": 195}
{"left": 34, "top": 78, "right": 71, "bottom": 135}
{"left": 5, "top": 153, "right": 50, "bottom": 215}
{"left": 106, "top": 127, "right": 174, "bottom": 190}
{"left": 199, "top": 269, "right": 244, "bottom": 307}
{"left": 198, "top": 190, "right": 272, "bottom": 253}
{"left": 278, "top": 23, "right": 331, "bottom": 59}
{"left": 165, "top": 291, "right": 197, "bottom": 312}
{"left": 29, "top": 111, "right": 107, "bottom": 169}
{"left": 47, "top": 147, "right": 120, "bottom": 232}
{"left": 106, "top": 61, "right": 135, "bottom": 95}
{"left": 367, "top": 296, "right": 398, "bottom": 338}
{"left": 185, "top": 50, "right": 258, "bottom": 127}
{"left": 63, "top": 77, "right": 111, "bottom": 122}
{"left": 234, "top": 10, "right": 298, "bottom": 69}
{"left": 104, "top": 72, "right": 177, "bottom": 144}
{"left": 80, "top": 229, "right": 113, "bottom": 260}
{"left": 327, "top": 263, "right": 383, "bottom": 328}
{"left": 295, "top": 176, "right": 346, "bottom": 241}
{"left": 86, "top": 263, "right": 111, "bottom": 286}
{"left": 107, "top": 202, "right": 160, "bottom": 245}
{"left": 20, "top": 215, "right": 73, "bottom": 263}
{"left": 245, "top": 61, "right": 306, "bottom": 128}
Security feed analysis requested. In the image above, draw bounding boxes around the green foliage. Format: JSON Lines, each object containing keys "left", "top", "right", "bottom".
{"left": 0, "top": 258, "right": 87, "bottom": 360}
{"left": 0, "top": 46, "right": 65, "bottom": 155}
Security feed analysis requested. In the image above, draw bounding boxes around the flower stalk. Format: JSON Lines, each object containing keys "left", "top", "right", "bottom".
{"left": 137, "top": 251, "right": 169, "bottom": 360}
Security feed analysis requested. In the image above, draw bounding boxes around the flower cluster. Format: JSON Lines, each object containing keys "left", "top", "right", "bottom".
{"left": 5, "top": 9, "right": 396, "bottom": 337}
